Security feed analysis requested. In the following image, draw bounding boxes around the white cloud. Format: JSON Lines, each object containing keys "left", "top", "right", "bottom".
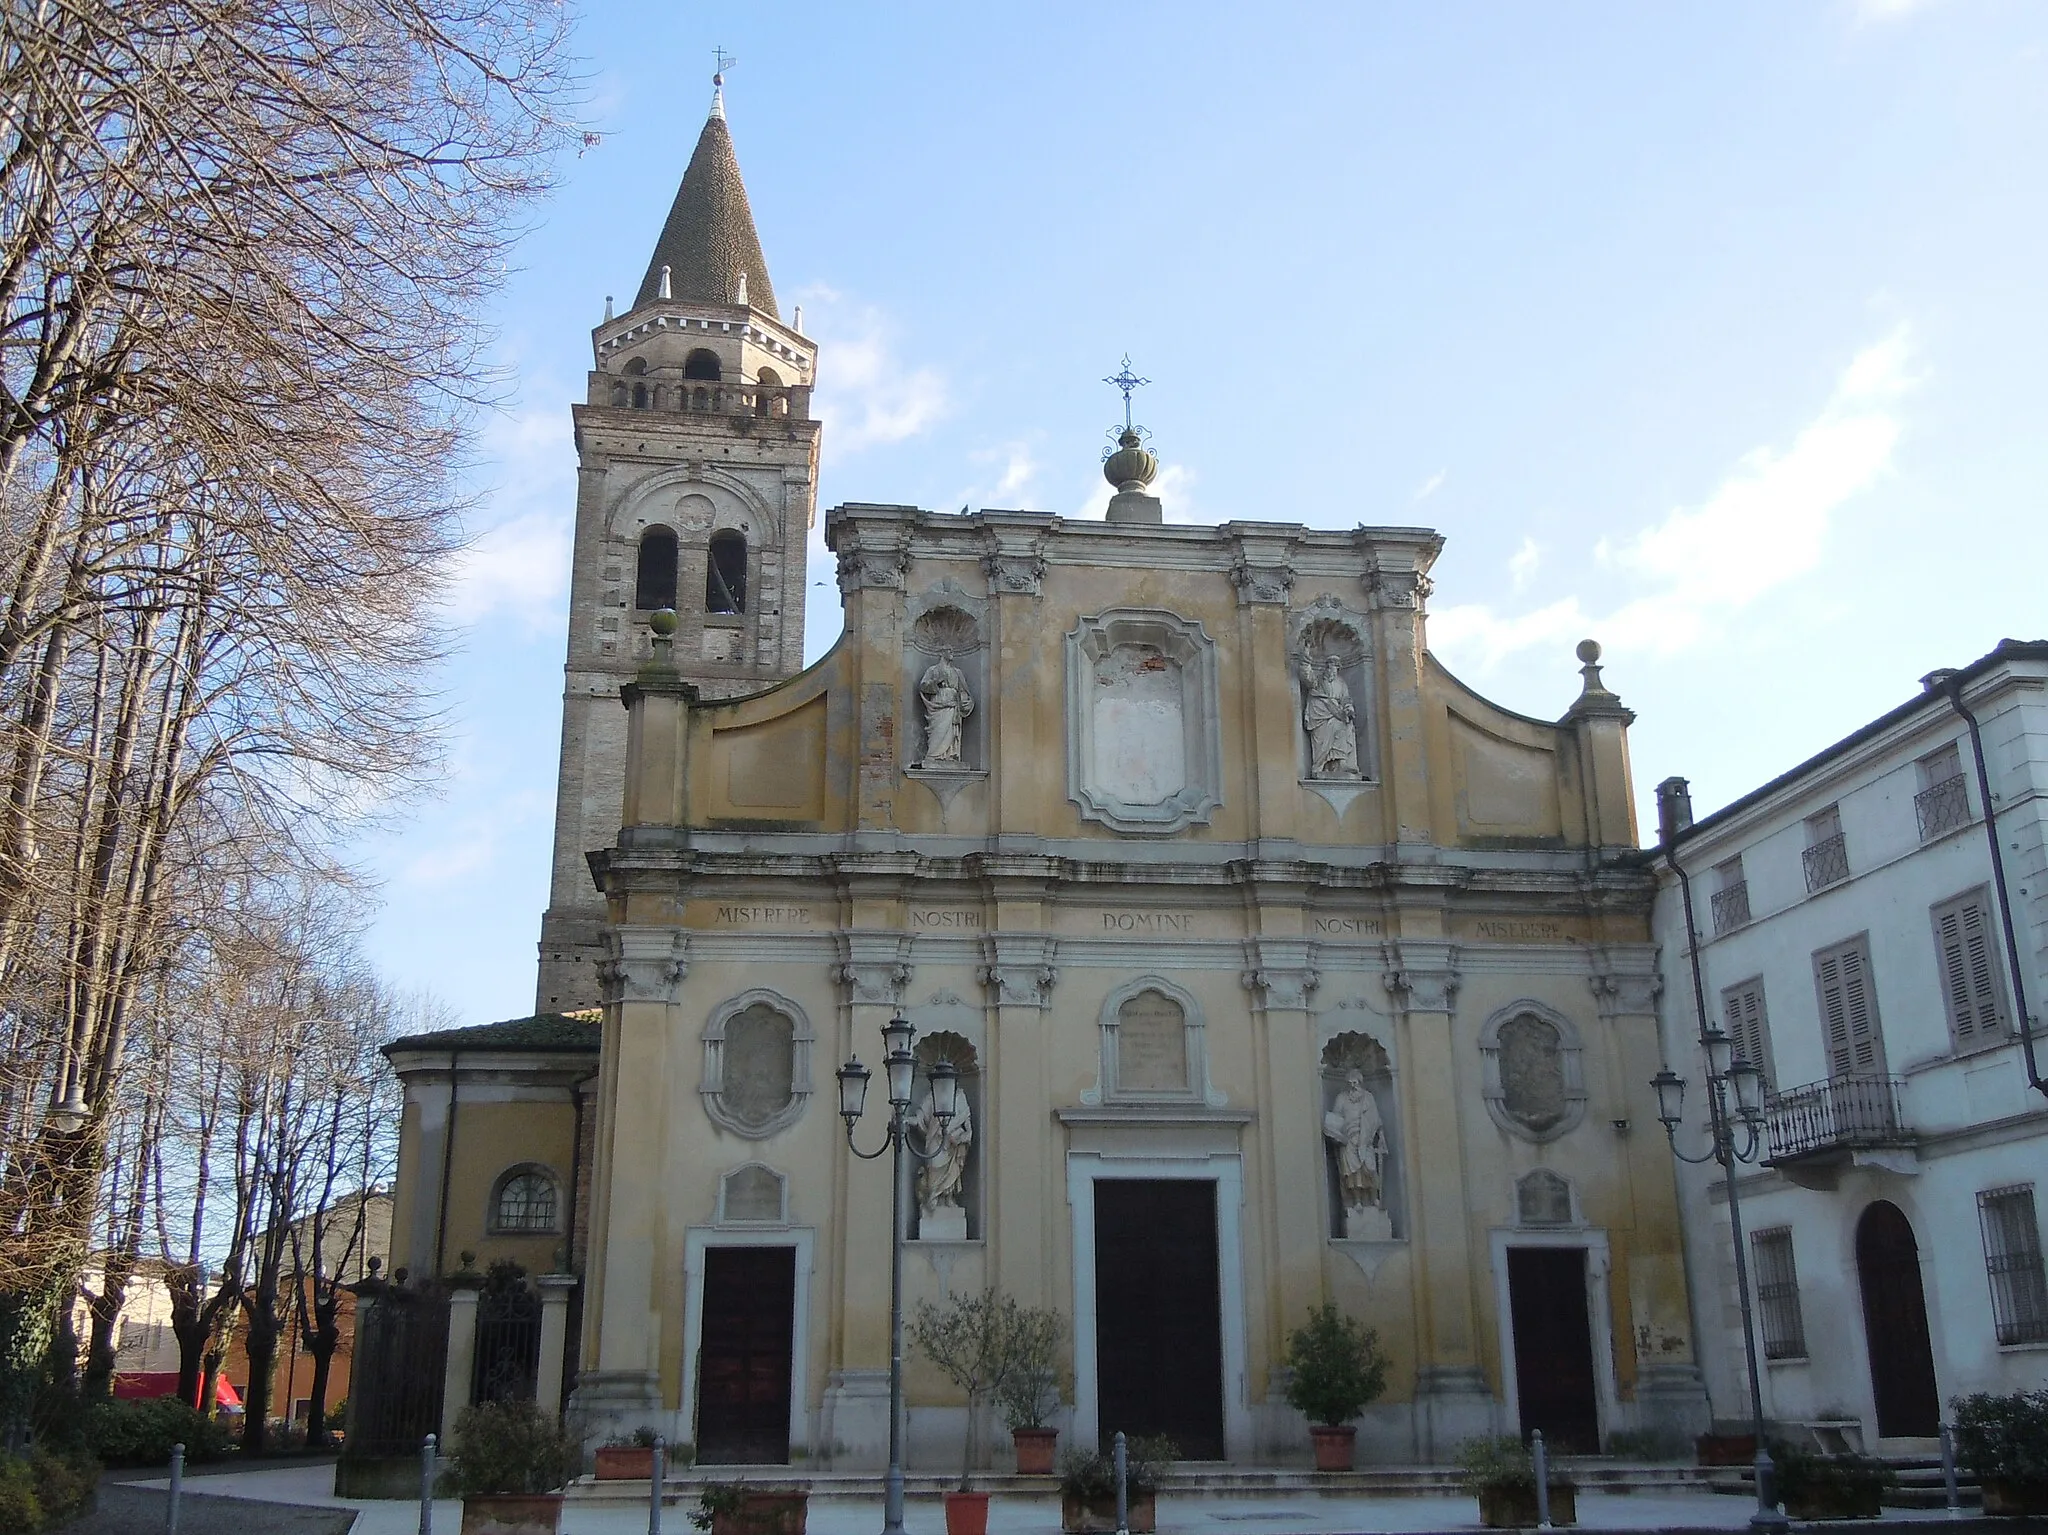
{"left": 1852, "top": 0, "right": 1939, "bottom": 21}
{"left": 797, "top": 286, "right": 950, "bottom": 452}
{"left": 1432, "top": 327, "right": 1914, "bottom": 673}
{"left": 445, "top": 402, "right": 576, "bottom": 634}
{"left": 1414, "top": 469, "right": 1447, "bottom": 503}
{"left": 1509, "top": 536, "right": 1542, "bottom": 591}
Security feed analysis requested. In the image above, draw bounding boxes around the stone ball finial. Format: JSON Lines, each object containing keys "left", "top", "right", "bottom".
{"left": 1102, "top": 428, "right": 1159, "bottom": 495}
{"left": 1576, "top": 638, "right": 1602, "bottom": 665}
{"left": 649, "top": 607, "right": 679, "bottom": 637}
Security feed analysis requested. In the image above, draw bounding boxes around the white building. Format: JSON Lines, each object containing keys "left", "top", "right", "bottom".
{"left": 1651, "top": 639, "right": 2048, "bottom": 1452}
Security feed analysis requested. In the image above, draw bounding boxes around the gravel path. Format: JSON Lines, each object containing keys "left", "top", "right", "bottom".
{"left": 52, "top": 1482, "right": 355, "bottom": 1535}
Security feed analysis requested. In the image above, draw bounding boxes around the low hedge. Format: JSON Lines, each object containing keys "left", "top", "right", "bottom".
{"left": 0, "top": 1447, "right": 100, "bottom": 1531}
{"left": 84, "top": 1396, "right": 234, "bottom": 1466}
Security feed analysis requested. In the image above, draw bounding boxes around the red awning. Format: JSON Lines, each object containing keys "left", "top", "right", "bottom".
{"left": 112, "top": 1371, "right": 242, "bottom": 1408}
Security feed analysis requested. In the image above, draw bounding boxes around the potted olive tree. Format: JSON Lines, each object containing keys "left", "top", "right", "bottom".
{"left": 1953, "top": 1390, "right": 2048, "bottom": 1516}
{"left": 998, "top": 1363, "right": 1063, "bottom": 1475}
{"left": 446, "top": 1400, "right": 582, "bottom": 1535}
{"left": 595, "top": 1425, "right": 662, "bottom": 1480}
{"left": 1055, "top": 1436, "right": 1175, "bottom": 1534}
{"left": 1456, "top": 1435, "right": 1577, "bottom": 1529}
{"left": 910, "top": 1288, "right": 1065, "bottom": 1535}
{"left": 1281, "top": 1303, "right": 1388, "bottom": 1470}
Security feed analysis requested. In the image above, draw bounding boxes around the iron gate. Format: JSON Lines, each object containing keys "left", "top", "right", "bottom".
{"left": 346, "top": 1281, "right": 450, "bottom": 1456}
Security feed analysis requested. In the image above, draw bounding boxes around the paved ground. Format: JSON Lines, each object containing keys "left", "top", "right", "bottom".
{"left": 119, "top": 1462, "right": 2012, "bottom": 1535}
{"left": 52, "top": 1481, "right": 354, "bottom": 1535}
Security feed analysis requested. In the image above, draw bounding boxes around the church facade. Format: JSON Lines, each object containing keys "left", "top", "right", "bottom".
{"left": 552, "top": 81, "right": 1709, "bottom": 1469}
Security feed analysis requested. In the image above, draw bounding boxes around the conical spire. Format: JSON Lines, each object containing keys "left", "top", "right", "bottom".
{"left": 633, "top": 75, "right": 778, "bottom": 316}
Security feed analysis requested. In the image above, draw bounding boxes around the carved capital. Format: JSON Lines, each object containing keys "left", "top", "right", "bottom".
{"left": 834, "top": 931, "right": 914, "bottom": 1009}
{"left": 978, "top": 933, "right": 1058, "bottom": 1009}
{"left": 836, "top": 543, "right": 909, "bottom": 596}
{"left": 1364, "top": 565, "right": 1433, "bottom": 612}
{"left": 982, "top": 548, "right": 1047, "bottom": 596}
{"left": 1382, "top": 944, "right": 1460, "bottom": 1014}
{"left": 1588, "top": 950, "right": 1663, "bottom": 1018}
{"left": 1230, "top": 560, "right": 1295, "bottom": 607}
{"left": 603, "top": 926, "right": 689, "bottom": 1005}
{"left": 1240, "top": 939, "right": 1321, "bottom": 1011}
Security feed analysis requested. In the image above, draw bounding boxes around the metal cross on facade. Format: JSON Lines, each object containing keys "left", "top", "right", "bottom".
{"left": 1103, "top": 355, "right": 1150, "bottom": 433}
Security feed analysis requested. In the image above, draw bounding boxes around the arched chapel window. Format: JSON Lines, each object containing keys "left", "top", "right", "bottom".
{"left": 684, "top": 348, "right": 722, "bottom": 381}
{"left": 610, "top": 383, "right": 628, "bottom": 407}
{"left": 755, "top": 366, "right": 783, "bottom": 417}
{"left": 491, "top": 1168, "right": 558, "bottom": 1233}
{"left": 706, "top": 531, "right": 747, "bottom": 614}
{"left": 635, "top": 526, "right": 679, "bottom": 611}
{"left": 631, "top": 383, "right": 648, "bottom": 409}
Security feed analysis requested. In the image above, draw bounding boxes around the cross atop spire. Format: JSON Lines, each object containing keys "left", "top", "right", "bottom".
{"left": 1103, "top": 355, "right": 1151, "bottom": 434}
{"left": 710, "top": 47, "right": 736, "bottom": 119}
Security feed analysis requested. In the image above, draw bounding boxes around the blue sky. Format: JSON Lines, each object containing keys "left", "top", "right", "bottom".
{"left": 357, "top": 0, "right": 2048, "bottom": 1025}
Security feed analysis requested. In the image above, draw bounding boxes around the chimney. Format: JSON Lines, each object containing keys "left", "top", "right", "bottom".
{"left": 1655, "top": 777, "right": 1694, "bottom": 847}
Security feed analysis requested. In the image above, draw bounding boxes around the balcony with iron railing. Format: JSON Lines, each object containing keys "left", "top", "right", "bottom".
{"left": 1915, "top": 773, "right": 1970, "bottom": 840}
{"left": 1802, "top": 832, "right": 1850, "bottom": 893}
{"left": 1764, "top": 1073, "right": 1911, "bottom": 1172}
{"left": 1710, "top": 880, "right": 1751, "bottom": 934}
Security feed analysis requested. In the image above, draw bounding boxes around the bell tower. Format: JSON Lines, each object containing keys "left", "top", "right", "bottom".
{"left": 536, "top": 70, "right": 819, "bottom": 1011}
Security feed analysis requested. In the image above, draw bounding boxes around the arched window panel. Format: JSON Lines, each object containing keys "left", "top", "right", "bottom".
{"left": 490, "top": 1167, "right": 559, "bottom": 1233}
{"left": 706, "top": 530, "right": 747, "bottom": 614}
{"left": 684, "top": 348, "right": 722, "bottom": 381}
{"left": 635, "top": 526, "right": 679, "bottom": 611}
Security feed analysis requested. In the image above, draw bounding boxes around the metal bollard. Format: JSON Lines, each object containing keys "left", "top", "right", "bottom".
{"left": 651, "top": 1436, "right": 666, "bottom": 1535}
{"left": 165, "top": 1442, "right": 183, "bottom": 1535}
{"left": 1114, "top": 1430, "right": 1129, "bottom": 1535}
{"left": 420, "top": 1432, "right": 437, "bottom": 1535}
{"left": 1940, "top": 1423, "right": 1959, "bottom": 1520}
{"left": 1532, "top": 1430, "right": 1550, "bottom": 1529}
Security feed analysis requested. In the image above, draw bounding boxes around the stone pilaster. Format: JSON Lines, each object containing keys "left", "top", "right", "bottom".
{"left": 980, "top": 928, "right": 1059, "bottom": 1309}
{"left": 534, "top": 1273, "right": 578, "bottom": 1419}
{"left": 1361, "top": 542, "right": 1439, "bottom": 857}
{"left": 980, "top": 516, "right": 1053, "bottom": 836}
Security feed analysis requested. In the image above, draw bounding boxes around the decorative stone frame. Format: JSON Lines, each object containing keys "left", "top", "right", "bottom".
{"left": 716, "top": 1162, "right": 790, "bottom": 1225}
{"left": 1083, "top": 975, "right": 1227, "bottom": 1107}
{"left": 1318, "top": 1031, "right": 1406, "bottom": 1244}
{"left": 700, "top": 988, "right": 815, "bottom": 1139}
{"left": 487, "top": 1163, "right": 564, "bottom": 1236}
{"left": 1064, "top": 608, "right": 1223, "bottom": 834}
{"left": 1513, "top": 1167, "right": 1581, "bottom": 1228}
{"left": 1477, "top": 998, "right": 1589, "bottom": 1143}
{"left": 903, "top": 583, "right": 990, "bottom": 809}
{"left": 1288, "top": 596, "right": 1377, "bottom": 818}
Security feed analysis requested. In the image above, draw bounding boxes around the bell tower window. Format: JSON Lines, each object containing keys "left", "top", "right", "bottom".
{"left": 707, "top": 531, "right": 747, "bottom": 614}
{"left": 684, "top": 348, "right": 722, "bottom": 381}
{"left": 635, "top": 526, "right": 679, "bottom": 610}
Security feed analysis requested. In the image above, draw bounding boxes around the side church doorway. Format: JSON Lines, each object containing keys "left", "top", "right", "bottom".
{"left": 1093, "top": 1179, "right": 1226, "bottom": 1459}
{"left": 695, "top": 1246, "right": 796, "bottom": 1463}
{"left": 1856, "top": 1201, "right": 1939, "bottom": 1438}
{"left": 1506, "top": 1247, "right": 1601, "bottom": 1453}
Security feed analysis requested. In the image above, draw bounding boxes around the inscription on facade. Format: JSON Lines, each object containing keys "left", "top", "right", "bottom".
{"left": 1311, "top": 915, "right": 1384, "bottom": 937}
{"left": 696, "top": 904, "right": 820, "bottom": 927}
{"left": 909, "top": 908, "right": 984, "bottom": 930}
{"left": 1117, "top": 990, "right": 1189, "bottom": 1093}
{"left": 1466, "top": 918, "right": 1570, "bottom": 943}
{"left": 1100, "top": 911, "right": 1196, "bottom": 933}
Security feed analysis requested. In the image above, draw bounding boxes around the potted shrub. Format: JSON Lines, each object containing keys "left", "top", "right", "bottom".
{"left": 446, "top": 1400, "right": 581, "bottom": 1535}
{"left": 1952, "top": 1390, "right": 2048, "bottom": 1516}
{"left": 1456, "top": 1435, "right": 1577, "bottom": 1529}
{"left": 596, "top": 1425, "right": 662, "bottom": 1480}
{"left": 689, "top": 1482, "right": 809, "bottom": 1535}
{"left": 1769, "top": 1440, "right": 1892, "bottom": 1520}
{"left": 910, "top": 1288, "right": 1065, "bottom": 1535}
{"left": 1281, "top": 1303, "right": 1388, "bottom": 1471}
{"left": 999, "top": 1365, "right": 1063, "bottom": 1475}
{"left": 1056, "top": 1436, "right": 1174, "bottom": 1533}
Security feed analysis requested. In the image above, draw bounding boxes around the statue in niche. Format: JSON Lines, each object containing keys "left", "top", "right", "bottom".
{"left": 1323, "top": 1068, "right": 1392, "bottom": 1240}
{"left": 917, "top": 651, "right": 974, "bottom": 768}
{"left": 1303, "top": 657, "right": 1361, "bottom": 780}
{"left": 913, "top": 1085, "right": 973, "bottom": 1240}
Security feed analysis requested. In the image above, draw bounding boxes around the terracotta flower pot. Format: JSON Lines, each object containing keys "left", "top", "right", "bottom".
{"left": 1061, "top": 1491, "right": 1156, "bottom": 1533}
{"left": 1309, "top": 1424, "right": 1356, "bottom": 1471}
{"left": 944, "top": 1490, "right": 991, "bottom": 1535}
{"left": 595, "top": 1446, "right": 655, "bottom": 1480}
{"left": 460, "top": 1492, "right": 564, "bottom": 1535}
{"left": 1012, "top": 1426, "right": 1058, "bottom": 1474}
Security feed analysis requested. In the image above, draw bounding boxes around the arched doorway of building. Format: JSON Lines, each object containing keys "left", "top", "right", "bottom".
{"left": 1855, "top": 1200, "right": 1939, "bottom": 1438}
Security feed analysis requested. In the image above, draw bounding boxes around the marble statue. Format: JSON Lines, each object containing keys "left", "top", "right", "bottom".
{"left": 1323, "top": 1068, "right": 1392, "bottom": 1240}
{"left": 918, "top": 652, "right": 974, "bottom": 767}
{"left": 1303, "top": 657, "right": 1360, "bottom": 780}
{"left": 913, "top": 1085, "right": 973, "bottom": 1240}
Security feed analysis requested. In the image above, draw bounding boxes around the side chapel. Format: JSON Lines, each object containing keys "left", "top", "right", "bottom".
{"left": 385, "top": 72, "right": 1709, "bottom": 1468}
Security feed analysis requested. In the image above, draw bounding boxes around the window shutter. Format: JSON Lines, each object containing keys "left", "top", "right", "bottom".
{"left": 1934, "top": 892, "right": 2009, "bottom": 1046}
{"left": 1721, "top": 979, "right": 1772, "bottom": 1088}
{"left": 1815, "top": 938, "right": 1885, "bottom": 1077}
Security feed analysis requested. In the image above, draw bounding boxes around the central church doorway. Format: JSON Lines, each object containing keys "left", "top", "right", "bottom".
{"left": 1507, "top": 1247, "right": 1600, "bottom": 1453}
{"left": 696, "top": 1246, "right": 795, "bottom": 1463}
{"left": 1093, "top": 1179, "right": 1225, "bottom": 1459}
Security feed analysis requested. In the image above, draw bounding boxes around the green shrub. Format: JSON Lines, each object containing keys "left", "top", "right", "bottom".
{"left": 0, "top": 1456, "right": 43, "bottom": 1533}
{"left": 1951, "top": 1390, "right": 2048, "bottom": 1483}
{"left": 1604, "top": 1425, "right": 1690, "bottom": 1460}
{"left": 1281, "top": 1304, "right": 1389, "bottom": 1428}
{"left": 29, "top": 1447, "right": 97, "bottom": 1525}
{"left": 445, "top": 1400, "right": 580, "bottom": 1496}
{"left": 84, "top": 1397, "right": 233, "bottom": 1466}
{"left": 1454, "top": 1435, "right": 1575, "bottom": 1494}
{"left": 1769, "top": 1440, "right": 1894, "bottom": 1503}
{"left": 1055, "top": 1436, "right": 1177, "bottom": 1500}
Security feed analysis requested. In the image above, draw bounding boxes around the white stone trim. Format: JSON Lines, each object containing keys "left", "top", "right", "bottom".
{"left": 700, "top": 988, "right": 815, "bottom": 1139}
{"left": 716, "top": 1162, "right": 790, "bottom": 1225}
{"left": 680, "top": 1225, "right": 815, "bottom": 1458}
{"left": 1065, "top": 1150, "right": 1251, "bottom": 1461}
{"left": 1488, "top": 1225, "right": 1622, "bottom": 1444}
{"left": 1476, "top": 997, "right": 1589, "bottom": 1143}
{"left": 1064, "top": 608, "right": 1224, "bottom": 835}
{"left": 1083, "top": 974, "right": 1227, "bottom": 1108}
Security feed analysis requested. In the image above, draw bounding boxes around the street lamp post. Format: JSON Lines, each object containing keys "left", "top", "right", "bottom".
{"left": 1653, "top": 778, "right": 1788, "bottom": 1534}
{"left": 838, "top": 1016, "right": 960, "bottom": 1535}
